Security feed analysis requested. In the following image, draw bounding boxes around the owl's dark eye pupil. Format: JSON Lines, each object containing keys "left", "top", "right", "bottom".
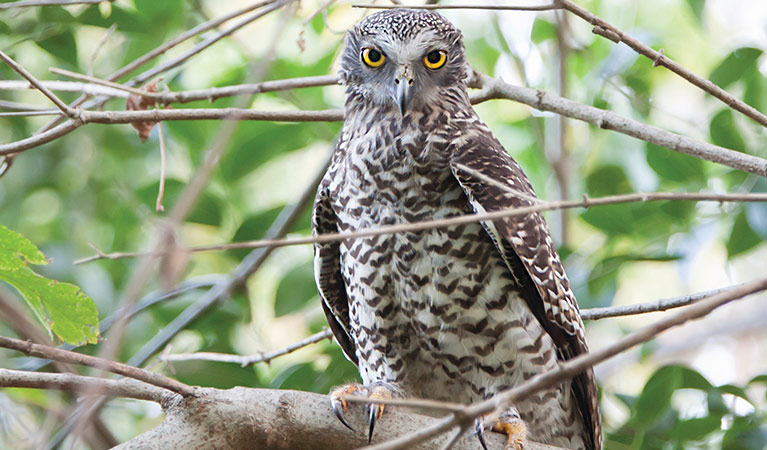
{"left": 427, "top": 51, "right": 441, "bottom": 63}
{"left": 367, "top": 49, "right": 381, "bottom": 62}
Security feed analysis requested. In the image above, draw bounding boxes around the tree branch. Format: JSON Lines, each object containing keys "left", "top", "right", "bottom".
{"left": 74, "top": 191, "right": 767, "bottom": 264}
{"left": 361, "top": 278, "right": 767, "bottom": 450}
{"left": 0, "top": 50, "right": 75, "bottom": 117}
{"left": 160, "top": 328, "right": 333, "bottom": 366}
{"left": 0, "top": 0, "right": 113, "bottom": 9}
{"left": 559, "top": 0, "right": 767, "bottom": 128}
{"left": 114, "top": 387, "right": 560, "bottom": 450}
{"left": 0, "top": 368, "right": 165, "bottom": 402}
{"left": 0, "top": 336, "right": 196, "bottom": 397}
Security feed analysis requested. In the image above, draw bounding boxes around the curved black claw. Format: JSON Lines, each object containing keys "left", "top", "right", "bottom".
{"left": 332, "top": 401, "right": 356, "bottom": 432}
{"left": 368, "top": 404, "right": 382, "bottom": 443}
{"left": 474, "top": 419, "right": 489, "bottom": 450}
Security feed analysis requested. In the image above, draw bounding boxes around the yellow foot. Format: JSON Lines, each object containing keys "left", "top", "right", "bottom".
{"left": 475, "top": 410, "right": 527, "bottom": 450}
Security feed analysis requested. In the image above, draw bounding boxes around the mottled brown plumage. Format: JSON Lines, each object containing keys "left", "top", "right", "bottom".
{"left": 313, "top": 9, "right": 601, "bottom": 449}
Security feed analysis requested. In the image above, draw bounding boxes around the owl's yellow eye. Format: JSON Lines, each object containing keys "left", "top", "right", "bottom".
{"left": 423, "top": 50, "right": 447, "bottom": 70}
{"left": 362, "top": 48, "right": 385, "bottom": 68}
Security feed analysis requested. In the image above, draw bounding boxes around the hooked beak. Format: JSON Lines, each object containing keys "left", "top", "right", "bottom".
{"left": 393, "top": 76, "right": 414, "bottom": 115}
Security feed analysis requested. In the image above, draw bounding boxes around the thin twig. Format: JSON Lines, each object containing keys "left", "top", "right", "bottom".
{"left": 0, "top": 369, "right": 165, "bottom": 403}
{"left": 50, "top": 67, "right": 163, "bottom": 100}
{"left": 74, "top": 191, "right": 767, "bottom": 264}
{"left": 580, "top": 284, "right": 742, "bottom": 320}
{"left": 160, "top": 328, "right": 333, "bottom": 366}
{"left": 0, "top": 50, "right": 75, "bottom": 117}
{"left": 0, "top": 0, "right": 113, "bottom": 9}
{"left": 0, "top": 80, "right": 131, "bottom": 97}
{"left": 87, "top": 23, "right": 117, "bottom": 77}
{"left": 0, "top": 336, "right": 196, "bottom": 397}
{"left": 362, "top": 278, "right": 767, "bottom": 450}
{"left": 352, "top": 3, "right": 562, "bottom": 11}
{"left": 560, "top": 0, "right": 767, "bottom": 129}
{"left": 155, "top": 122, "right": 167, "bottom": 212}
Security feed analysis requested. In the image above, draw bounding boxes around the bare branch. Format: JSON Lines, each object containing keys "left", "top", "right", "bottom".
{"left": 0, "top": 50, "right": 75, "bottom": 117}
{"left": 472, "top": 72, "right": 767, "bottom": 176}
{"left": 0, "top": 80, "right": 130, "bottom": 97}
{"left": 51, "top": 67, "right": 164, "bottom": 100}
{"left": 0, "top": 0, "right": 113, "bottom": 9}
{"left": 160, "top": 328, "right": 333, "bottom": 366}
{"left": 75, "top": 191, "right": 767, "bottom": 264}
{"left": 353, "top": 3, "right": 561, "bottom": 11}
{"left": 363, "top": 277, "right": 767, "bottom": 450}
{"left": 559, "top": 0, "right": 767, "bottom": 128}
{"left": 0, "top": 368, "right": 165, "bottom": 402}
{"left": 580, "top": 284, "right": 743, "bottom": 320}
{"left": 0, "top": 336, "right": 196, "bottom": 397}
{"left": 115, "top": 387, "right": 560, "bottom": 450}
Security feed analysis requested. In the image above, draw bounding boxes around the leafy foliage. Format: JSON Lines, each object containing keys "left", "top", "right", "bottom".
{"left": 0, "top": 225, "right": 98, "bottom": 345}
{"left": 0, "top": 0, "right": 766, "bottom": 447}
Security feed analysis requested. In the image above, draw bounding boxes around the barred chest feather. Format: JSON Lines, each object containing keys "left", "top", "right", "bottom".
{"left": 326, "top": 106, "right": 559, "bottom": 403}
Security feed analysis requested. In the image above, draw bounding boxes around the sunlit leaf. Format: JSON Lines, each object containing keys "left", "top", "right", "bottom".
{"left": 274, "top": 262, "right": 317, "bottom": 317}
{"left": 531, "top": 18, "right": 556, "bottom": 43}
{"left": 0, "top": 225, "right": 99, "bottom": 345}
{"left": 709, "top": 47, "right": 762, "bottom": 89}
{"left": 634, "top": 365, "right": 682, "bottom": 426}
{"left": 727, "top": 209, "right": 762, "bottom": 257}
{"left": 646, "top": 143, "right": 705, "bottom": 184}
{"left": 710, "top": 109, "right": 746, "bottom": 153}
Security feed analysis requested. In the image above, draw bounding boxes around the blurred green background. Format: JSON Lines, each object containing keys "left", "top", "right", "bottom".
{"left": 0, "top": 0, "right": 766, "bottom": 448}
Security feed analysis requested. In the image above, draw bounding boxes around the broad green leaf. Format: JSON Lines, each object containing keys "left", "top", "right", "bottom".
{"left": 230, "top": 207, "right": 284, "bottom": 259}
{"left": 745, "top": 202, "right": 767, "bottom": 238}
{"left": 710, "top": 109, "right": 746, "bottom": 153}
{"left": 634, "top": 365, "right": 682, "bottom": 426}
{"left": 268, "top": 362, "right": 319, "bottom": 390}
{"left": 709, "top": 47, "right": 762, "bottom": 89}
{"left": 727, "top": 209, "right": 762, "bottom": 258}
{"left": 274, "top": 262, "right": 317, "bottom": 317}
{"left": 586, "top": 165, "right": 633, "bottom": 197}
{"left": 531, "top": 18, "right": 557, "bottom": 43}
{"left": 674, "top": 416, "right": 721, "bottom": 442}
{"left": 646, "top": 143, "right": 705, "bottom": 184}
{"left": 0, "top": 225, "right": 99, "bottom": 345}
{"left": 744, "top": 66, "right": 767, "bottom": 112}
{"left": 36, "top": 28, "right": 78, "bottom": 66}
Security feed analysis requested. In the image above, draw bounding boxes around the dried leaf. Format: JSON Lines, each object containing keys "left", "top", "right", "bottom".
{"left": 126, "top": 79, "right": 160, "bottom": 142}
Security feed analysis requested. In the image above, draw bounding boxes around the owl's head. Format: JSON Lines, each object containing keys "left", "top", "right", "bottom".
{"left": 340, "top": 9, "right": 469, "bottom": 115}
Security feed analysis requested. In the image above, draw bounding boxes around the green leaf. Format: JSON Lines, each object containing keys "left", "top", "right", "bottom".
{"left": 36, "top": 28, "right": 78, "bottom": 66}
{"left": 722, "top": 415, "right": 767, "bottom": 450}
{"left": 675, "top": 415, "right": 721, "bottom": 442}
{"left": 634, "top": 366, "right": 682, "bottom": 426}
{"left": 727, "top": 209, "right": 762, "bottom": 258}
{"left": 0, "top": 225, "right": 99, "bottom": 345}
{"left": 686, "top": 0, "right": 706, "bottom": 22}
{"left": 230, "top": 207, "right": 284, "bottom": 259}
{"left": 646, "top": 143, "right": 705, "bottom": 184}
{"left": 710, "top": 109, "right": 746, "bottom": 153}
{"left": 531, "top": 18, "right": 557, "bottom": 43}
{"left": 136, "top": 179, "right": 223, "bottom": 226}
{"left": 274, "top": 262, "right": 317, "bottom": 317}
{"left": 709, "top": 47, "right": 762, "bottom": 89}
{"left": 586, "top": 165, "right": 633, "bottom": 197}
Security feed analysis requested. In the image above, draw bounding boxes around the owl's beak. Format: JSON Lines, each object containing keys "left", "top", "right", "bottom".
{"left": 394, "top": 77, "right": 413, "bottom": 115}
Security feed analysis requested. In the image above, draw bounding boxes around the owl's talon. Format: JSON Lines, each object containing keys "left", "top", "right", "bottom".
{"left": 329, "top": 383, "right": 366, "bottom": 432}
{"left": 474, "top": 419, "right": 490, "bottom": 450}
{"left": 367, "top": 403, "right": 381, "bottom": 443}
{"left": 332, "top": 400, "right": 355, "bottom": 431}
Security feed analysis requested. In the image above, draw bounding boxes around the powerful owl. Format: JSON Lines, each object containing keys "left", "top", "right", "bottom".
{"left": 312, "top": 8, "right": 601, "bottom": 450}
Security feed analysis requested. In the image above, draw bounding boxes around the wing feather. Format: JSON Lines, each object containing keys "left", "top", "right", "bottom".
{"left": 449, "top": 131, "right": 601, "bottom": 450}
{"left": 312, "top": 171, "right": 358, "bottom": 366}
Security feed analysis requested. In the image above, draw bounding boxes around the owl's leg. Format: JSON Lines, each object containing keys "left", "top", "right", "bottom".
{"left": 328, "top": 381, "right": 399, "bottom": 443}
{"left": 475, "top": 407, "right": 527, "bottom": 450}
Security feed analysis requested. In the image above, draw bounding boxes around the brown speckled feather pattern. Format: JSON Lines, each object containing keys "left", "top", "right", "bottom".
{"left": 312, "top": 8, "right": 600, "bottom": 449}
